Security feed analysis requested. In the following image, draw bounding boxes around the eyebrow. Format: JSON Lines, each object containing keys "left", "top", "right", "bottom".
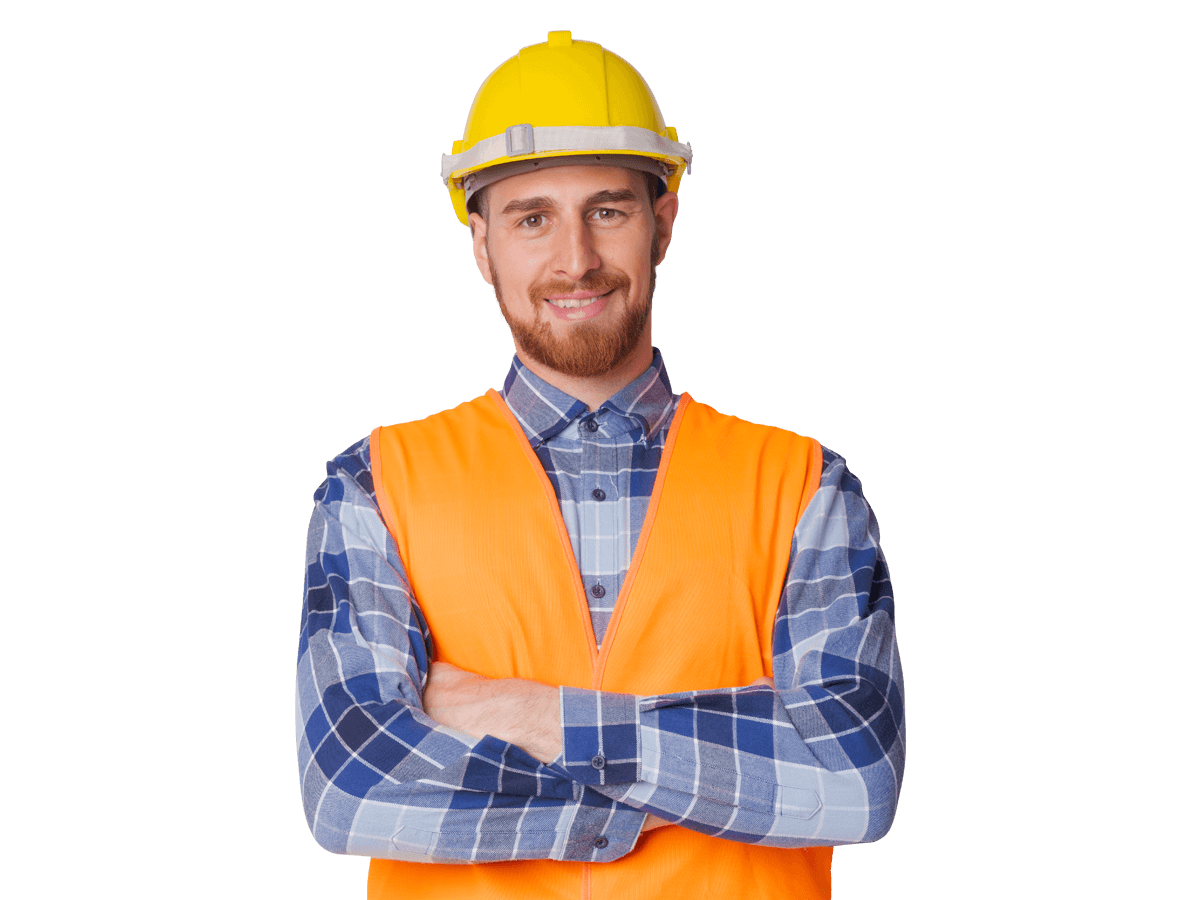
{"left": 498, "top": 188, "right": 642, "bottom": 216}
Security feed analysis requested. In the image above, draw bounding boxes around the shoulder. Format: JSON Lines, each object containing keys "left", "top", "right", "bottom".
{"left": 314, "top": 437, "right": 375, "bottom": 507}
{"left": 812, "top": 445, "right": 871, "bottom": 503}
{"left": 306, "top": 437, "right": 397, "bottom": 564}
{"left": 794, "top": 444, "right": 884, "bottom": 554}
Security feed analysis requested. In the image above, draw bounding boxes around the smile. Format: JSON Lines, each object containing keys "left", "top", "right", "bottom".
{"left": 542, "top": 289, "right": 616, "bottom": 322}
{"left": 546, "top": 291, "right": 611, "bottom": 309}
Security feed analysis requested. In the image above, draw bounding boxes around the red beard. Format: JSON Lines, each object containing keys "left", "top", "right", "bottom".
{"left": 492, "top": 263, "right": 654, "bottom": 379}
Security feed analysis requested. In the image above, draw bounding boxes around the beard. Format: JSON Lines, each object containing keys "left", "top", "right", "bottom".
{"left": 491, "top": 237, "right": 658, "bottom": 379}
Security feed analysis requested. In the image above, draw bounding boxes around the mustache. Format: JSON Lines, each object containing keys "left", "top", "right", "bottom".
{"left": 527, "top": 271, "right": 631, "bottom": 305}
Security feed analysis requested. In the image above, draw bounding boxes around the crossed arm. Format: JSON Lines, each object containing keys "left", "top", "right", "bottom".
{"left": 421, "top": 661, "right": 776, "bottom": 833}
{"left": 296, "top": 438, "right": 904, "bottom": 863}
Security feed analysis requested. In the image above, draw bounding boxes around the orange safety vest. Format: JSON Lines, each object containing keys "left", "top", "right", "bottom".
{"left": 368, "top": 391, "right": 829, "bottom": 900}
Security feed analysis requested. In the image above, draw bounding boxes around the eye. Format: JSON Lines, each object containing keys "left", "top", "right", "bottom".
{"left": 591, "top": 208, "right": 620, "bottom": 221}
{"left": 519, "top": 214, "right": 545, "bottom": 228}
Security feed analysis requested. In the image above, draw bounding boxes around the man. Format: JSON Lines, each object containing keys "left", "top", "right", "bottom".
{"left": 297, "top": 31, "right": 903, "bottom": 900}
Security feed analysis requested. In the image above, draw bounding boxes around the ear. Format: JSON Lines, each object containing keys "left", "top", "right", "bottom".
{"left": 652, "top": 192, "right": 679, "bottom": 265}
{"left": 469, "top": 211, "right": 493, "bottom": 284}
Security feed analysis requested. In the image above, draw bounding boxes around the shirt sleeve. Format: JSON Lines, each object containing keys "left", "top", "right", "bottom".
{"left": 557, "top": 446, "right": 905, "bottom": 846}
{"left": 296, "top": 439, "right": 648, "bottom": 863}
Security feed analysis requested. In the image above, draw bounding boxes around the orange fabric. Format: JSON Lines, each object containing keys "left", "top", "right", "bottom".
{"left": 369, "top": 392, "right": 828, "bottom": 900}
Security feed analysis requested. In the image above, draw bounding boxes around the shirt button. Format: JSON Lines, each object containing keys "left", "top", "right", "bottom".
{"left": 592, "top": 488, "right": 606, "bottom": 501}
{"left": 584, "top": 419, "right": 599, "bottom": 432}
{"left": 591, "top": 584, "right": 606, "bottom": 598}
{"left": 591, "top": 754, "right": 606, "bottom": 769}
{"left": 594, "top": 836, "right": 609, "bottom": 849}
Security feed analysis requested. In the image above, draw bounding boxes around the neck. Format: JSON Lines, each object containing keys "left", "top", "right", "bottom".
{"left": 515, "top": 338, "right": 654, "bottom": 411}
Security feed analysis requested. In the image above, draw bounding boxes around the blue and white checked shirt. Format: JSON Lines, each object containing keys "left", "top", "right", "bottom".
{"left": 297, "top": 352, "right": 904, "bottom": 863}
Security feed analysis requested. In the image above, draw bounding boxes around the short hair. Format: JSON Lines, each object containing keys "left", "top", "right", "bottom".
{"left": 468, "top": 169, "right": 663, "bottom": 226}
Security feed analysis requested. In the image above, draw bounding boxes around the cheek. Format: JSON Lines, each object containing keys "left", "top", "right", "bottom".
{"left": 495, "top": 244, "right": 544, "bottom": 285}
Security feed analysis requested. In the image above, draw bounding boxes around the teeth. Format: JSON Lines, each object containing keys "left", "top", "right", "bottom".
{"left": 548, "top": 294, "right": 602, "bottom": 309}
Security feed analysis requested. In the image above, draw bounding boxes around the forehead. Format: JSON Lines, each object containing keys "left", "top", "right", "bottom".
{"left": 487, "top": 164, "right": 646, "bottom": 208}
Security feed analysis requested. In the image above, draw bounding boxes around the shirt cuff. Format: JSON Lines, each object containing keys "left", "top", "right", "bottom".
{"left": 558, "top": 794, "right": 648, "bottom": 861}
{"left": 560, "top": 686, "right": 641, "bottom": 786}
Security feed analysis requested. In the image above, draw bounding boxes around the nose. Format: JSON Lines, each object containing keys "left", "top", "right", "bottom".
{"left": 552, "top": 216, "right": 601, "bottom": 282}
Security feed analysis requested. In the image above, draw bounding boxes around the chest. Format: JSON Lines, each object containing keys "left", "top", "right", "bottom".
{"left": 372, "top": 392, "right": 819, "bottom": 694}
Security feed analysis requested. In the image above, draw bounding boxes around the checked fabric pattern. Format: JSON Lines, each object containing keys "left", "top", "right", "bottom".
{"left": 296, "top": 353, "right": 904, "bottom": 862}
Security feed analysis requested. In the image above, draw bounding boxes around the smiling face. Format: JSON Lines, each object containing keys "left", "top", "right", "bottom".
{"left": 470, "top": 164, "right": 678, "bottom": 381}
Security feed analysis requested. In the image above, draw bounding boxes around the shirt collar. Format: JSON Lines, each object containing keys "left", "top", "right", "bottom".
{"left": 501, "top": 349, "right": 675, "bottom": 448}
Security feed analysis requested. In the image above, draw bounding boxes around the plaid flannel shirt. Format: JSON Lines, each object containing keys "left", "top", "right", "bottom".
{"left": 297, "top": 352, "right": 904, "bottom": 863}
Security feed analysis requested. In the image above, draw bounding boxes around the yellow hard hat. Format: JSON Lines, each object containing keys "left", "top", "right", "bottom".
{"left": 441, "top": 31, "right": 692, "bottom": 225}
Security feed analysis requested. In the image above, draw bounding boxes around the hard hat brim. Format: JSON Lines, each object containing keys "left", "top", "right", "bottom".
{"left": 443, "top": 124, "right": 691, "bottom": 225}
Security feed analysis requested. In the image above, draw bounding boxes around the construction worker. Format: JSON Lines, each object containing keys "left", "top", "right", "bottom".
{"left": 297, "top": 31, "right": 904, "bottom": 899}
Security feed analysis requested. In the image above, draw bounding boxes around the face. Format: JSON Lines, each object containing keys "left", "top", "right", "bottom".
{"left": 470, "top": 165, "right": 678, "bottom": 379}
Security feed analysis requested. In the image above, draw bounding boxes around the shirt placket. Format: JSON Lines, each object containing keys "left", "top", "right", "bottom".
{"left": 579, "top": 413, "right": 621, "bottom": 646}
